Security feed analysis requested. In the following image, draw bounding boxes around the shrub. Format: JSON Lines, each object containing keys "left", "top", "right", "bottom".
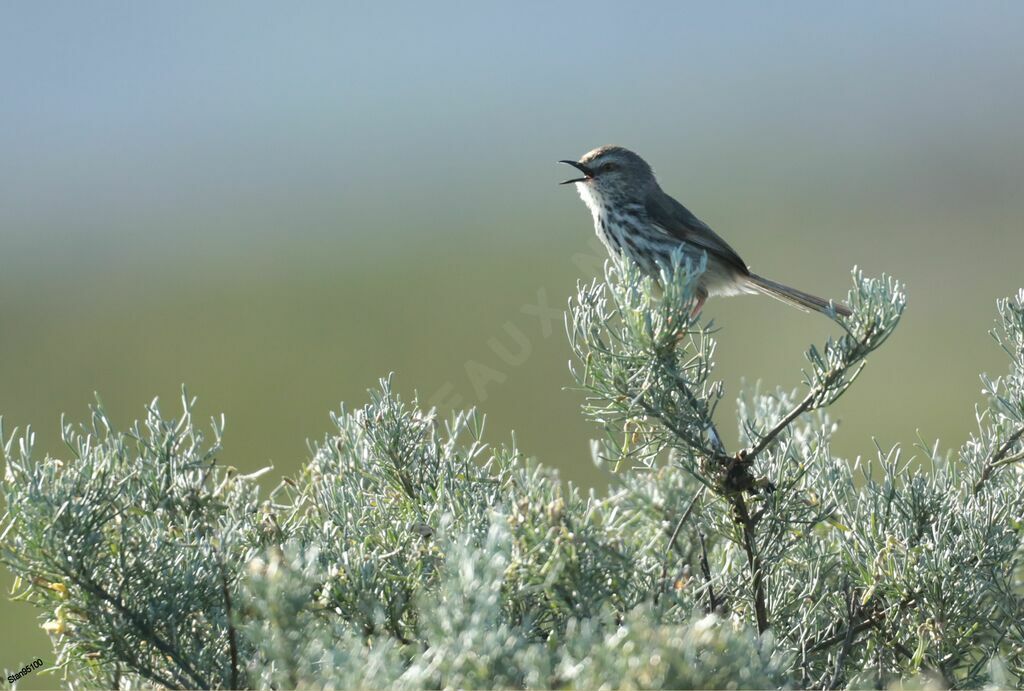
{"left": 3, "top": 255, "right": 1023, "bottom": 688}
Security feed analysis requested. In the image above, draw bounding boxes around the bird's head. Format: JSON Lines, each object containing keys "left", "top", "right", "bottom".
{"left": 559, "top": 146, "right": 657, "bottom": 206}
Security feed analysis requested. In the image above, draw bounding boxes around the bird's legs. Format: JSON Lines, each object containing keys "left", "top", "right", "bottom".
{"left": 690, "top": 291, "right": 707, "bottom": 321}
{"left": 670, "top": 291, "right": 707, "bottom": 347}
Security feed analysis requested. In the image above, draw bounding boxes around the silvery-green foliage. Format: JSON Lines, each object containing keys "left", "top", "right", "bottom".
{"left": 403, "top": 518, "right": 555, "bottom": 688}
{"left": 1, "top": 394, "right": 266, "bottom": 689}
{"left": 568, "top": 257, "right": 1024, "bottom": 689}
{"left": 2, "top": 266, "right": 1023, "bottom": 689}
{"left": 238, "top": 542, "right": 407, "bottom": 689}
{"left": 556, "top": 607, "right": 784, "bottom": 689}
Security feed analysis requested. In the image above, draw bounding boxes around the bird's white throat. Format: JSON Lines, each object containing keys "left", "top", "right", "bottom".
{"left": 574, "top": 182, "right": 628, "bottom": 259}
{"left": 574, "top": 182, "right": 604, "bottom": 219}
{"left": 575, "top": 182, "right": 613, "bottom": 237}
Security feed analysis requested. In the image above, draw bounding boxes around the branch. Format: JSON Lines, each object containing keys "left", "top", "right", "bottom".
{"left": 824, "top": 579, "right": 856, "bottom": 690}
{"left": 218, "top": 553, "right": 241, "bottom": 690}
{"left": 738, "top": 284, "right": 904, "bottom": 465}
{"left": 636, "top": 398, "right": 725, "bottom": 464}
{"left": 973, "top": 425, "right": 1024, "bottom": 494}
{"left": 738, "top": 360, "right": 862, "bottom": 464}
{"left": 74, "top": 572, "right": 211, "bottom": 690}
{"left": 657, "top": 488, "right": 703, "bottom": 604}
{"left": 995, "top": 448, "right": 1024, "bottom": 467}
{"left": 805, "top": 593, "right": 919, "bottom": 656}
{"left": 731, "top": 494, "right": 768, "bottom": 634}
{"left": 697, "top": 531, "right": 719, "bottom": 614}
{"left": 739, "top": 387, "right": 821, "bottom": 463}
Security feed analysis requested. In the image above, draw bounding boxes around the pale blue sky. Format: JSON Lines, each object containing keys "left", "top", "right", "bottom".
{"left": 3, "top": 2, "right": 1023, "bottom": 263}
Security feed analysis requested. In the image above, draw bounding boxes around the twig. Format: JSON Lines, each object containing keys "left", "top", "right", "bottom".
{"left": 740, "top": 387, "right": 821, "bottom": 463}
{"left": 637, "top": 399, "right": 725, "bottom": 463}
{"left": 808, "top": 616, "right": 878, "bottom": 657}
{"left": 738, "top": 330, "right": 885, "bottom": 464}
{"left": 657, "top": 489, "right": 703, "bottom": 603}
{"left": 698, "top": 531, "right": 718, "bottom": 614}
{"left": 824, "top": 579, "right": 856, "bottom": 690}
{"left": 74, "top": 573, "right": 211, "bottom": 689}
{"left": 732, "top": 494, "right": 768, "bottom": 634}
{"left": 806, "top": 593, "right": 918, "bottom": 656}
{"left": 671, "top": 372, "right": 728, "bottom": 458}
{"left": 994, "top": 448, "right": 1024, "bottom": 468}
{"left": 973, "top": 425, "right": 1024, "bottom": 494}
{"left": 219, "top": 555, "right": 240, "bottom": 690}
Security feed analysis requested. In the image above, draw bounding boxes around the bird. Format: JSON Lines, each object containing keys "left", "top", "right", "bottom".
{"left": 559, "top": 145, "right": 851, "bottom": 318}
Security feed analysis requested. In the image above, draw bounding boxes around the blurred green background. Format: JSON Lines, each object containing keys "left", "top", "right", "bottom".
{"left": 2, "top": 2, "right": 1023, "bottom": 684}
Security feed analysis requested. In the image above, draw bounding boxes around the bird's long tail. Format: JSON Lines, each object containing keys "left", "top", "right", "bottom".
{"left": 745, "top": 273, "right": 852, "bottom": 318}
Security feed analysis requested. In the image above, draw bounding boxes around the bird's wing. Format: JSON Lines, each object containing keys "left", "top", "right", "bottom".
{"left": 644, "top": 190, "right": 749, "bottom": 276}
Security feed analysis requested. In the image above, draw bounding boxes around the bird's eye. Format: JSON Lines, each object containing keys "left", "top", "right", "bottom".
{"left": 601, "top": 162, "right": 616, "bottom": 172}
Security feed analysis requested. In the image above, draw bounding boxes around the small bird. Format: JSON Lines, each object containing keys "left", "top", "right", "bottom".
{"left": 560, "top": 146, "right": 851, "bottom": 318}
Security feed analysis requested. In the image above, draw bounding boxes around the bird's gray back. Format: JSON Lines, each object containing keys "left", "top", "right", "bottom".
{"left": 644, "top": 187, "right": 750, "bottom": 279}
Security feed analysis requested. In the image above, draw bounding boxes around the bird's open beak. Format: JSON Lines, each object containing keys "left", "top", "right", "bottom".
{"left": 559, "top": 160, "right": 592, "bottom": 185}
